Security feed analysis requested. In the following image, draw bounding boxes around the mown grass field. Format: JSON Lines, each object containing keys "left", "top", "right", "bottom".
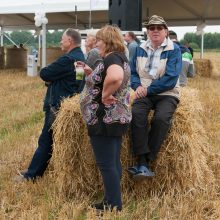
{"left": 0, "top": 52, "right": 219, "bottom": 220}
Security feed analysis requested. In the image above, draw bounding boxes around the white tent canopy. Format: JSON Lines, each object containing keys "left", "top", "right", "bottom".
{"left": 1, "top": 0, "right": 220, "bottom": 30}
{"left": 0, "top": 0, "right": 219, "bottom": 64}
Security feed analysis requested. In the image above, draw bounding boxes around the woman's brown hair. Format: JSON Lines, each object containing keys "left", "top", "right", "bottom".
{"left": 96, "top": 25, "right": 125, "bottom": 54}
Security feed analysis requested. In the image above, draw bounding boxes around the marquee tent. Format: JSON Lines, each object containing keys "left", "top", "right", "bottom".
{"left": 0, "top": 0, "right": 219, "bottom": 30}
{"left": 0, "top": 0, "right": 219, "bottom": 65}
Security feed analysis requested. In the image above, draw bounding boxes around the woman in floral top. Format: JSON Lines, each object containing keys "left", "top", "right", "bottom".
{"left": 80, "top": 25, "right": 131, "bottom": 211}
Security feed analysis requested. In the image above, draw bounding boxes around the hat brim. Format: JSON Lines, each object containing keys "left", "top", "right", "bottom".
{"left": 143, "top": 22, "right": 168, "bottom": 29}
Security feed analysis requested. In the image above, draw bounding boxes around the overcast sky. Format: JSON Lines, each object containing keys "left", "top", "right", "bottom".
{"left": 1, "top": 0, "right": 220, "bottom": 40}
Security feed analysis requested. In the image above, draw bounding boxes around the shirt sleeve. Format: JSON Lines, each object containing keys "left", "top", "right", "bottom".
{"left": 130, "top": 47, "right": 141, "bottom": 90}
{"left": 104, "top": 53, "right": 125, "bottom": 70}
{"left": 147, "top": 46, "right": 182, "bottom": 95}
{"left": 40, "top": 55, "right": 75, "bottom": 82}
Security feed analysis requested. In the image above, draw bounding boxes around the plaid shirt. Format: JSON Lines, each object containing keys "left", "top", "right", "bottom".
{"left": 145, "top": 38, "right": 168, "bottom": 79}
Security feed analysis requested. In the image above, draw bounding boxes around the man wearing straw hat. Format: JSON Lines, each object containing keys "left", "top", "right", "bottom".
{"left": 128, "top": 15, "right": 182, "bottom": 180}
{"left": 14, "top": 28, "right": 85, "bottom": 182}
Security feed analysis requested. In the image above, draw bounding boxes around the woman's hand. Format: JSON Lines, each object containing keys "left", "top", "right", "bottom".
{"left": 102, "top": 94, "right": 117, "bottom": 106}
{"left": 83, "top": 64, "right": 93, "bottom": 76}
{"left": 75, "top": 61, "right": 93, "bottom": 76}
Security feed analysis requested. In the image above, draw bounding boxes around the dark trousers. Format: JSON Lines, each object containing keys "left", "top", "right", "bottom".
{"left": 24, "top": 110, "right": 53, "bottom": 179}
{"left": 131, "top": 95, "right": 178, "bottom": 161}
{"left": 90, "top": 135, "right": 122, "bottom": 210}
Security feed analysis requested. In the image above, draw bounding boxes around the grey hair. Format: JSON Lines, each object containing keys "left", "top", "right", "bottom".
{"left": 65, "top": 28, "right": 81, "bottom": 46}
{"left": 87, "top": 29, "right": 99, "bottom": 38}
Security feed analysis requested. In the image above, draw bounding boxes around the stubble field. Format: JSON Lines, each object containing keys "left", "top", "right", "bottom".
{"left": 0, "top": 52, "right": 219, "bottom": 219}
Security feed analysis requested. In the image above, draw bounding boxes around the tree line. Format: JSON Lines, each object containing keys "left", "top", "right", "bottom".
{"left": 3, "top": 30, "right": 220, "bottom": 50}
{"left": 3, "top": 30, "right": 64, "bottom": 48}
{"left": 180, "top": 32, "right": 220, "bottom": 50}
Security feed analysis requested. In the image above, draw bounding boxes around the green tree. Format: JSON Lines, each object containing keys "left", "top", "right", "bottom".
{"left": 10, "top": 31, "right": 36, "bottom": 46}
{"left": 182, "top": 32, "right": 220, "bottom": 49}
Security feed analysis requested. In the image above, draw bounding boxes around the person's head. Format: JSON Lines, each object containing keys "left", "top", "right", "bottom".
{"left": 96, "top": 25, "right": 125, "bottom": 57}
{"left": 143, "top": 15, "right": 168, "bottom": 48}
{"left": 124, "top": 31, "right": 136, "bottom": 43}
{"left": 85, "top": 29, "right": 98, "bottom": 53}
{"left": 182, "top": 39, "right": 190, "bottom": 47}
{"left": 60, "top": 28, "right": 81, "bottom": 52}
{"left": 169, "top": 30, "right": 178, "bottom": 42}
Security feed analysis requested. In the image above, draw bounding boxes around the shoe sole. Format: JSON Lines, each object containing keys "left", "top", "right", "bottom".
{"left": 133, "top": 173, "right": 155, "bottom": 181}
{"left": 126, "top": 169, "right": 137, "bottom": 175}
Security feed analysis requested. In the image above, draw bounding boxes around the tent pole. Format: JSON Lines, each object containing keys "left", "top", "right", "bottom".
{"left": 38, "top": 33, "right": 41, "bottom": 68}
{"left": 89, "top": 0, "right": 92, "bottom": 28}
{"left": 200, "top": 32, "right": 204, "bottom": 59}
{"left": 0, "top": 27, "right": 3, "bottom": 46}
{"left": 3, "top": 33, "right": 18, "bottom": 47}
{"left": 42, "top": 23, "right": 46, "bottom": 68}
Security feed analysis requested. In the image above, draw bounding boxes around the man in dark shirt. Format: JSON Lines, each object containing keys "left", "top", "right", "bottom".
{"left": 15, "top": 28, "right": 85, "bottom": 181}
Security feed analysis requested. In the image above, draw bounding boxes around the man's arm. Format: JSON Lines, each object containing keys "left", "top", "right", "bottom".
{"left": 40, "top": 55, "right": 74, "bottom": 82}
{"left": 130, "top": 47, "right": 141, "bottom": 90}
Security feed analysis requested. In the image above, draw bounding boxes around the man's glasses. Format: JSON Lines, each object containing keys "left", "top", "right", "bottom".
{"left": 148, "top": 26, "right": 164, "bottom": 31}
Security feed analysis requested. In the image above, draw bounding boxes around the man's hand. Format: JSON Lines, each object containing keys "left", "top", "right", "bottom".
{"left": 135, "top": 86, "right": 147, "bottom": 99}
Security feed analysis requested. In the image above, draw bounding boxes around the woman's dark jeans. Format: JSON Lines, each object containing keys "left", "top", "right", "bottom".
{"left": 90, "top": 135, "right": 122, "bottom": 210}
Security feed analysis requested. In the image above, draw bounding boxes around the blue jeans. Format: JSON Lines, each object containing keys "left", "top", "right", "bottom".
{"left": 90, "top": 135, "right": 122, "bottom": 210}
{"left": 24, "top": 110, "right": 53, "bottom": 179}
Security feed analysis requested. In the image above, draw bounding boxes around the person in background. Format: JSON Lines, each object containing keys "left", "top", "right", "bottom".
{"left": 84, "top": 30, "right": 103, "bottom": 70}
{"left": 128, "top": 15, "right": 182, "bottom": 180}
{"left": 80, "top": 25, "right": 131, "bottom": 211}
{"left": 19, "top": 43, "right": 24, "bottom": 49}
{"left": 183, "top": 40, "right": 194, "bottom": 57}
{"left": 14, "top": 28, "right": 85, "bottom": 182}
{"left": 124, "top": 31, "right": 139, "bottom": 61}
{"left": 169, "top": 30, "right": 195, "bottom": 86}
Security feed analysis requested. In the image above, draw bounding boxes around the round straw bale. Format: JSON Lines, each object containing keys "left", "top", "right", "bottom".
{"left": 52, "top": 88, "right": 216, "bottom": 198}
{"left": 194, "top": 58, "right": 213, "bottom": 77}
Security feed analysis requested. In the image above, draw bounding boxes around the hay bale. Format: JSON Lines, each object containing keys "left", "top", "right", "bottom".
{"left": 194, "top": 58, "right": 212, "bottom": 77}
{"left": 39, "top": 47, "right": 64, "bottom": 66}
{"left": 5, "top": 47, "right": 27, "bottom": 69}
{"left": 0, "top": 47, "right": 4, "bottom": 69}
{"left": 52, "top": 88, "right": 216, "bottom": 198}
{"left": 46, "top": 47, "right": 64, "bottom": 65}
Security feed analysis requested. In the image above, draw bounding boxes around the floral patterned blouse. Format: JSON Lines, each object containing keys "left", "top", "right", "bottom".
{"left": 80, "top": 52, "right": 132, "bottom": 136}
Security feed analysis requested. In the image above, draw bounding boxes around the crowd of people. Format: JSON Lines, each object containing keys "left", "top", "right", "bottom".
{"left": 14, "top": 15, "right": 195, "bottom": 212}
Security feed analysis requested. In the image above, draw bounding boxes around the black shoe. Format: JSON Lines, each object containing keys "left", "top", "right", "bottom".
{"left": 91, "top": 201, "right": 122, "bottom": 212}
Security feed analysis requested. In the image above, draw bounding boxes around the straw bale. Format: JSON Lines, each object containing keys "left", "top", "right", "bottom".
{"left": 52, "top": 88, "right": 216, "bottom": 198}
{"left": 5, "top": 47, "right": 27, "bottom": 69}
{"left": 194, "top": 58, "right": 213, "bottom": 77}
{"left": 39, "top": 47, "right": 64, "bottom": 66}
{"left": 0, "top": 47, "right": 4, "bottom": 69}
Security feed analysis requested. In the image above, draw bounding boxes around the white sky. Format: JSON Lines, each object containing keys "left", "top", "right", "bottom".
{"left": 1, "top": 0, "right": 220, "bottom": 39}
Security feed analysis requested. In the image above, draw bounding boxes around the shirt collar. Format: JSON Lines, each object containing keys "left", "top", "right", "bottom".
{"left": 145, "top": 37, "right": 168, "bottom": 50}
